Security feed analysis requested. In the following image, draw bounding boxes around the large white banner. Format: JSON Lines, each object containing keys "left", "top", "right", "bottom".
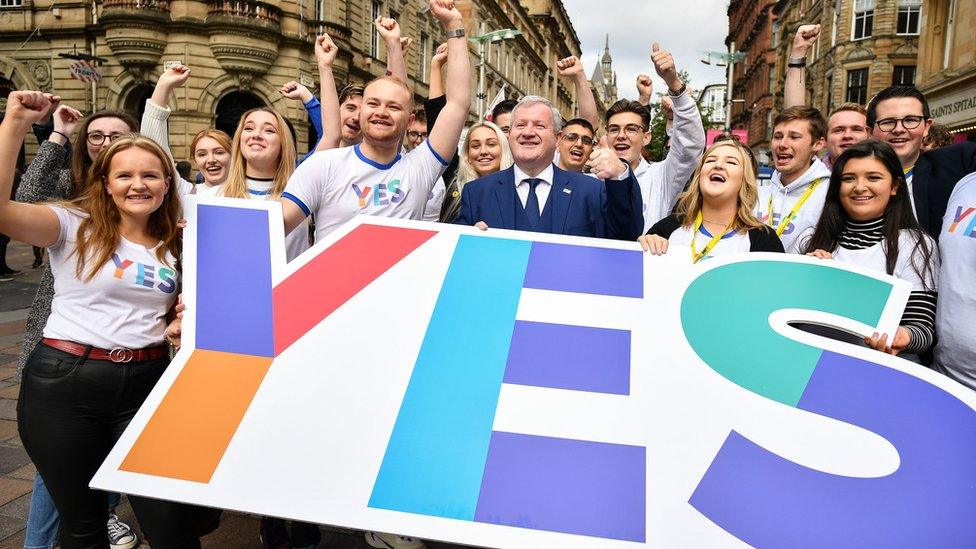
{"left": 92, "top": 197, "right": 976, "bottom": 548}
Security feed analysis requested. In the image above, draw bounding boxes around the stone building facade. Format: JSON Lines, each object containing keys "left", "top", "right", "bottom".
{"left": 916, "top": 0, "right": 976, "bottom": 142}
{"left": 727, "top": 0, "right": 778, "bottom": 163}
{"left": 0, "top": 0, "right": 584, "bottom": 165}
{"left": 771, "top": 0, "right": 920, "bottom": 120}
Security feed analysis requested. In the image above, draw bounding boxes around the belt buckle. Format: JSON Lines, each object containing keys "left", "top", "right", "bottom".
{"left": 109, "top": 347, "right": 134, "bottom": 363}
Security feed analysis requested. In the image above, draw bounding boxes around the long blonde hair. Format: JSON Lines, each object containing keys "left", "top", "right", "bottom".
{"left": 67, "top": 136, "right": 182, "bottom": 281}
{"left": 222, "top": 107, "right": 296, "bottom": 199}
{"left": 456, "top": 121, "right": 512, "bottom": 191}
{"left": 675, "top": 140, "right": 765, "bottom": 233}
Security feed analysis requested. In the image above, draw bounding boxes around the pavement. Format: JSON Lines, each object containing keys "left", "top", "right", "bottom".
{"left": 0, "top": 242, "right": 470, "bottom": 549}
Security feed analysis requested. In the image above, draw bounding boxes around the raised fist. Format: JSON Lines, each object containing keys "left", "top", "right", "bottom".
{"left": 431, "top": 43, "right": 449, "bottom": 67}
{"left": 314, "top": 34, "right": 339, "bottom": 70}
{"left": 374, "top": 17, "right": 401, "bottom": 42}
{"left": 158, "top": 64, "right": 191, "bottom": 90}
{"left": 556, "top": 56, "right": 584, "bottom": 79}
{"left": 429, "top": 0, "right": 462, "bottom": 25}
{"left": 792, "top": 24, "right": 821, "bottom": 57}
{"left": 280, "top": 81, "right": 313, "bottom": 103}
{"left": 651, "top": 42, "right": 681, "bottom": 92}
{"left": 3, "top": 91, "right": 59, "bottom": 128}
{"left": 52, "top": 104, "right": 84, "bottom": 138}
{"left": 400, "top": 36, "right": 413, "bottom": 52}
{"left": 636, "top": 74, "right": 653, "bottom": 104}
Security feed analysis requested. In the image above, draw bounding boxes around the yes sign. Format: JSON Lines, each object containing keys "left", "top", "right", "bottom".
{"left": 93, "top": 198, "right": 976, "bottom": 548}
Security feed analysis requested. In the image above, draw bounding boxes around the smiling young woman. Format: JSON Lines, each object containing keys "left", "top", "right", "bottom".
{"left": 439, "top": 121, "right": 513, "bottom": 223}
{"left": 639, "top": 140, "right": 783, "bottom": 261}
{"left": 0, "top": 91, "right": 201, "bottom": 549}
{"left": 794, "top": 139, "right": 939, "bottom": 361}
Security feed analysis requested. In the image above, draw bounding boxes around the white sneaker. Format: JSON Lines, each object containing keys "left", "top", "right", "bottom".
{"left": 107, "top": 513, "right": 139, "bottom": 549}
{"left": 365, "top": 531, "right": 426, "bottom": 549}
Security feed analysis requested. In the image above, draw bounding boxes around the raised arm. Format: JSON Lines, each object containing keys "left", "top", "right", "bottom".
{"left": 652, "top": 42, "right": 704, "bottom": 205}
{"left": 281, "top": 80, "right": 324, "bottom": 156}
{"left": 0, "top": 92, "right": 63, "bottom": 247}
{"left": 313, "top": 34, "right": 342, "bottom": 151}
{"left": 425, "top": 0, "right": 472, "bottom": 162}
{"left": 784, "top": 24, "right": 819, "bottom": 109}
{"left": 636, "top": 74, "right": 653, "bottom": 106}
{"left": 144, "top": 64, "right": 192, "bottom": 165}
{"left": 16, "top": 103, "right": 81, "bottom": 203}
{"left": 428, "top": 43, "right": 448, "bottom": 100}
{"left": 557, "top": 56, "right": 598, "bottom": 128}
{"left": 376, "top": 17, "right": 409, "bottom": 84}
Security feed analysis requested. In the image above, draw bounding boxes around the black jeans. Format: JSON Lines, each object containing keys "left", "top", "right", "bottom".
{"left": 18, "top": 343, "right": 201, "bottom": 549}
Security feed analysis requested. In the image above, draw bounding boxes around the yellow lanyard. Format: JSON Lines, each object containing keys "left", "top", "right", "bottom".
{"left": 691, "top": 212, "right": 732, "bottom": 264}
{"left": 766, "top": 177, "right": 825, "bottom": 236}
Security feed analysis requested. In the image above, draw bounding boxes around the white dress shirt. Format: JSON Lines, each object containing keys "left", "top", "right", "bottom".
{"left": 513, "top": 163, "right": 555, "bottom": 215}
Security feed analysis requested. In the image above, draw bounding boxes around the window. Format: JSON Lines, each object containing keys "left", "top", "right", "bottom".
{"left": 826, "top": 74, "right": 834, "bottom": 111}
{"left": 832, "top": 0, "right": 841, "bottom": 46}
{"left": 0, "top": 0, "right": 24, "bottom": 6}
{"left": 846, "top": 68, "right": 869, "bottom": 104}
{"left": 897, "top": 0, "right": 922, "bottom": 34}
{"left": 892, "top": 66, "right": 916, "bottom": 86}
{"left": 420, "top": 32, "right": 430, "bottom": 81}
{"left": 943, "top": 0, "right": 957, "bottom": 69}
{"left": 314, "top": 0, "right": 325, "bottom": 20}
{"left": 370, "top": 2, "right": 381, "bottom": 58}
{"left": 852, "top": 0, "right": 874, "bottom": 40}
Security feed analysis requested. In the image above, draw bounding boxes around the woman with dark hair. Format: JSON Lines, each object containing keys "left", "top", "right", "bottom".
{"left": 793, "top": 139, "right": 939, "bottom": 361}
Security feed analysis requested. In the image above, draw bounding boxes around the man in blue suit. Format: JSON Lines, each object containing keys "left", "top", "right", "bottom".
{"left": 454, "top": 96, "right": 643, "bottom": 240}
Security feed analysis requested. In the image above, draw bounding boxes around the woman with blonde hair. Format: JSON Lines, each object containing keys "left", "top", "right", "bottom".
{"left": 1, "top": 91, "right": 200, "bottom": 549}
{"left": 220, "top": 105, "right": 310, "bottom": 260}
{"left": 439, "top": 120, "right": 512, "bottom": 222}
{"left": 639, "top": 139, "right": 784, "bottom": 261}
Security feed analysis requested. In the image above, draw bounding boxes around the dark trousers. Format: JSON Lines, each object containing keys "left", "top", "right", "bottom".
{"left": 18, "top": 343, "right": 201, "bottom": 549}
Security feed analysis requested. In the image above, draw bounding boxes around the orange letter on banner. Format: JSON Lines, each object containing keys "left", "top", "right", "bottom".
{"left": 120, "top": 349, "right": 273, "bottom": 483}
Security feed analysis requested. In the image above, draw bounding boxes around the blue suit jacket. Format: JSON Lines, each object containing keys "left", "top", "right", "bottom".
{"left": 454, "top": 165, "right": 644, "bottom": 241}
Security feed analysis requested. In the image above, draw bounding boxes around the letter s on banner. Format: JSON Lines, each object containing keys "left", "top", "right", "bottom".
{"left": 681, "top": 259, "right": 976, "bottom": 548}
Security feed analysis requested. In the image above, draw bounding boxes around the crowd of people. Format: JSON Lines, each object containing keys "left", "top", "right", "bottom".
{"left": 0, "top": 5, "right": 973, "bottom": 548}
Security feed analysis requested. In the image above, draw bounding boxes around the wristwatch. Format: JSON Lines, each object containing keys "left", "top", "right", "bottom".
{"left": 445, "top": 28, "right": 465, "bottom": 39}
{"left": 667, "top": 82, "right": 686, "bottom": 97}
{"left": 788, "top": 56, "right": 807, "bottom": 68}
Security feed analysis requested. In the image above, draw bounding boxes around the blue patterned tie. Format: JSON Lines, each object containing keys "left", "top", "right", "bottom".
{"left": 524, "top": 178, "right": 541, "bottom": 229}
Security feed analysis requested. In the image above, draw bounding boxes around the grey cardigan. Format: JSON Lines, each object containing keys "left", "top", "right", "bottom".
{"left": 15, "top": 140, "right": 73, "bottom": 374}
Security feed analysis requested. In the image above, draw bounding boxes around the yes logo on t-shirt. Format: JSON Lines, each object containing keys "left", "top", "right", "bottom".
{"left": 112, "top": 253, "right": 177, "bottom": 294}
{"left": 948, "top": 205, "right": 976, "bottom": 238}
{"left": 353, "top": 180, "right": 406, "bottom": 209}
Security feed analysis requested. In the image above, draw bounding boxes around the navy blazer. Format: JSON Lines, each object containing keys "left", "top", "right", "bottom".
{"left": 454, "top": 165, "right": 644, "bottom": 241}
{"left": 912, "top": 142, "right": 976, "bottom": 239}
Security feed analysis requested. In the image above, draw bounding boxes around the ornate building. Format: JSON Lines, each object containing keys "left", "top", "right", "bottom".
{"left": 771, "top": 0, "right": 921, "bottom": 121}
{"left": 916, "top": 0, "right": 976, "bottom": 142}
{"left": 0, "top": 0, "right": 584, "bottom": 165}
{"left": 727, "top": 0, "right": 778, "bottom": 163}
{"left": 590, "top": 34, "right": 617, "bottom": 112}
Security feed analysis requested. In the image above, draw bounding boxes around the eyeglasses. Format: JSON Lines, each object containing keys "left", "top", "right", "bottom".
{"left": 561, "top": 133, "right": 594, "bottom": 146}
{"left": 407, "top": 131, "right": 428, "bottom": 141}
{"left": 606, "top": 124, "right": 645, "bottom": 137}
{"left": 87, "top": 132, "right": 126, "bottom": 146}
{"left": 874, "top": 115, "right": 926, "bottom": 132}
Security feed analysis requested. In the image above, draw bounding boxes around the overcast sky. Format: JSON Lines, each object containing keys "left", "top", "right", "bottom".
{"left": 563, "top": 0, "right": 730, "bottom": 102}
